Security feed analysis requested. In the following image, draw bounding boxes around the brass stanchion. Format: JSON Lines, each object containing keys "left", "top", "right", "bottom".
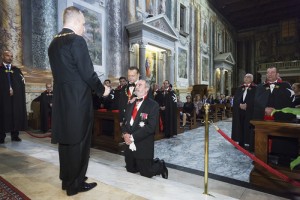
{"left": 203, "top": 103, "right": 210, "bottom": 195}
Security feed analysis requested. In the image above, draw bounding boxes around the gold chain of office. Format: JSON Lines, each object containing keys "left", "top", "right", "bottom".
{"left": 54, "top": 32, "right": 75, "bottom": 38}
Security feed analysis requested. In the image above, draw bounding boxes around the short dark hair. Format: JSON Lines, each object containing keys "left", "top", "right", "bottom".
{"left": 128, "top": 66, "right": 140, "bottom": 74}
{"left": 268, "top": 66, "right": 279, "bottom": 73}
{"left": 119, "top": 76, "right": 126, "bottom": 81}
{"left": 104, "top": 79, "right": 111, "bottom": 83}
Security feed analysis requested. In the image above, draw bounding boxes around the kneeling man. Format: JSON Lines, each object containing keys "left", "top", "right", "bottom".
{"left": 122, "top": 80, "right": 168, "bottom": 179}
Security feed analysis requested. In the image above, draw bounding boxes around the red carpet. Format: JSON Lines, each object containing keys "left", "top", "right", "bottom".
{"left": 0, "top": 176, "right": 31, "bottom": 200}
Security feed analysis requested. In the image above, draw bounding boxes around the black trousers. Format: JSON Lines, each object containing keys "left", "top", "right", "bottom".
{"left": 0, "top": 131, "right": 19, "bottom": 140}
{"left": 125, "top": 148, "right": 163, "bottom": 178}
{"left": 58, "top": 123, "right": 92, "bottom": 193}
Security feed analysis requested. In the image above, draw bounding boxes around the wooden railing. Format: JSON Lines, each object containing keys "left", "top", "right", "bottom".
{"left": 258, "top": 60, "right": 300, "bottom": 71}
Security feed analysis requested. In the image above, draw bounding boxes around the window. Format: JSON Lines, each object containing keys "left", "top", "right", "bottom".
{"left": 281, "top": 19, "right": 297, "bottom": 38}
{"left": 180, "top": 4, "right": 186, "bottom": 32}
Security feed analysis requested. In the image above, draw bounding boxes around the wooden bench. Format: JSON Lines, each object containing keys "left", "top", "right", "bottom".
{"left": 93, "top": 110, "right": 163, "bottom": 153}
{"left": 92, "top": 110, "right": 122, "bottom": 153}
{"left": 250, "top": 120, "right": 300, "bottom": 195}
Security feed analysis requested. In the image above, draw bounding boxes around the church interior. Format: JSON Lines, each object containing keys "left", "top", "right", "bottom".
{"left": 1, "top": 0, "right": 300, "bottom": 199}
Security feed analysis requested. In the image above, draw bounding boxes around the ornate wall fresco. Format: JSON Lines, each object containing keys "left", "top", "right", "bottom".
{"left": 0, "top": 0, "right": 22, "bottom": 66}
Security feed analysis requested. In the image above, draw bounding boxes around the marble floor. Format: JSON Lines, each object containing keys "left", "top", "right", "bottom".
{"left": 0, "top": 126, "right": 293, "bottom": 200}
{"left": 154, "top": 120, "right": 252, "bottom": 182}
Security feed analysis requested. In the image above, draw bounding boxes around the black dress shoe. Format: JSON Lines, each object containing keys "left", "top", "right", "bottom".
{"left": 161, "top": 160, "right": 168, "bottom": 179}
{"left": 67, "top": 182, "right": 97, "bottom": 196}
{"left": 11, "top": 137, "right": 22, "bottom": 142}
{"left": 62, "top": 177, "right": 88, "bottom": 190}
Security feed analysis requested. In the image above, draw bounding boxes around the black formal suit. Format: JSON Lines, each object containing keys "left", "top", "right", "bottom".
{"left": 121, "top": 97, "right": 164, "bottom": 178}
{"left": 155, "top": 89, "right": 177, "bottom": 138}
{"left": 231, "top": 84, "right": 256, "bottom": 150}
{"left": 252, "top": 80, "right": 296, "bottom": 165}
{"left": 34, "top": 90, "right": 53, "bottom": 132}
{"left": 0, "top": 63, "right": 27, "bottom": 140}
{"left": 48, "top": 28, "right": 105, "bottom": 194}
{"left": 253, "top": 81, "right": 294, "bottom": 121}
{"left": 118, "top": 83, "right": 153, "bottom": 122}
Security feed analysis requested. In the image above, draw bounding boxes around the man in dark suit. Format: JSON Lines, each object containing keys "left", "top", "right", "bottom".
{"left": 253, "top": 67, "right": 294, "bottom": 121}
{"left": 48, "top": 6, "right": 110, "bottom": 196}
{"left": 118, "top": 67, "right": 153, "bottom": 124}
{"left": 34, "top": 83, "right": 53, "bottom": 133}
{"left": 231, "top": 74, "right": 256, "bottom": 151}
{"left": 0, "top": 50, "right": 27, "bottom": 143}
{"left": 252, "top": 66, "right": 295, "bottom": 165}
{"left": 156, "top": 80, "right": 177, "bottom": 138}
{"left": 121, "top": 80, "right": 168, "bottom": 179}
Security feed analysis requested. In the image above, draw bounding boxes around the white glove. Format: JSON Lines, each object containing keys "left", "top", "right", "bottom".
{"left": 129, "top": 136, "right": 136, "bottom": 151}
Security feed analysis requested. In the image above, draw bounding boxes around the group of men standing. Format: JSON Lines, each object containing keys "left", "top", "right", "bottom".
{"left": 231, "top": 67, "right": 296, "bottom": 152}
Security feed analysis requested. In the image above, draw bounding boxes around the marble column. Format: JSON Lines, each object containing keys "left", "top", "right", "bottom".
{"left": 107, "top": 0, "right": 123, "bottom": 78}
{"left": 127, "top": 0, "right": 136, "bottom": 23}
{"left": 138, "top": 41, "right": 147, "bottom": 79}
{"left": 227, "top": 70, "right": 232, "bottom": 95}
{"left": 168, "top": 50, "right": 175, "bottom": 86}
{"left": 220, "top": 68, "right": 225, "bottom": 94}
{"left": 32, "top": 0, "right": 57, "bottom": 69}
{"left": 0, "top": 0, "right": 22, "bottom": 66}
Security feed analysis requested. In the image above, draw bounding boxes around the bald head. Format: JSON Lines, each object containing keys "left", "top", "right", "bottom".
{"left": 2, "top": 50, "right": 13, "bottom": 64}
{"left": 63, "top": 6, "right": 85, "bottom": 36}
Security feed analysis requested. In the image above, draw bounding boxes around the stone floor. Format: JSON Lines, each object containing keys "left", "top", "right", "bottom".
{"left": 154, "top": 120, "right": 252, "bottom": 182}
{"left": 0, "top": 118, "right": 300, "bottom": 200}
{"left": 0, "top": 125, "right": 292, "bottom": 200}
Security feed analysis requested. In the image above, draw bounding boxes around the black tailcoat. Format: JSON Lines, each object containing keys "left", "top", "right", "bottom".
{"left": 48, "top": 28, "right": 105, "bottom": 144}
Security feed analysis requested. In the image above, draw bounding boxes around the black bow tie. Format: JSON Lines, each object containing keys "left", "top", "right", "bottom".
{"left": 136, "top": 98, "right": 143, "bottom": 103}
{"left": 128, "top": 83, "right": 135, "bottom": 87}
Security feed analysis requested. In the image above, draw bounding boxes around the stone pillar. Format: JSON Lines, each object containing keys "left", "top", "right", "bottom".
{"left": 228, "top": 70, "right": 232, "bottom": 96}
{"left": 138, "top": 41, "right": 147, "bottom": 79}
{"left": 220, "top": 68, "right": 225, "bottom": 94}
{"left": 32, "top": 0, "right": 57, "bottom": 69}
{"left": 168, "top": 50, "right": 175, "bottom": 86}
{"left": 0, "top": 0, "right": 22, "bottom": 66}
{"left": 107, "top": 0, "right": 123, "bottom": 78}
{"left": 127, "top": 0, "right": 136, "bottom": 23}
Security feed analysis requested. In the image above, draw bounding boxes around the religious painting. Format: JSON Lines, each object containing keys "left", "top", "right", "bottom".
{"left": 68, "top": 0, "right": 105, "bottom": 77}
{"left": 201, "top": 55, "right": 209, "bottom": 84}
{"left": 145, "top": 49, "right": 157, "bottom": 83}
{"left": 178, "top": 48, "right": 187, "bottom": 79}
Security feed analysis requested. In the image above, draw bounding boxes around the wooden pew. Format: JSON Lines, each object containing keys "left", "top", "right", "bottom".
{"left": 250, "top": 120, "right": 300, "bottom": 195}
{"left": 93, "top": 110, "right": 163, "bottom": 153}
{"left": 177, "top": 108, "right": 184, "bottom": 134}
{"left": 92, "top": 110, "right": 122, "bottom": 153}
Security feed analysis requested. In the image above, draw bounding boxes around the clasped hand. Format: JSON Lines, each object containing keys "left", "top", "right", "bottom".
{"left": 123, "top": 133, "right": 132, "bottom": 145}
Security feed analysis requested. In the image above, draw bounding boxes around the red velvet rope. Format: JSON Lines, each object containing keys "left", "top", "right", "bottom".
{"left": 212, "top": 124, "right": 300, "bottom": 188}
{"left": 25, "top": 131, "right": 52, "bottom": 138}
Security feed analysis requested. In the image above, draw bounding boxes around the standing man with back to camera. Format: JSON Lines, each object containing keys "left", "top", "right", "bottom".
{"left": 48, "top": 6, "right": 110, "bottom": 196}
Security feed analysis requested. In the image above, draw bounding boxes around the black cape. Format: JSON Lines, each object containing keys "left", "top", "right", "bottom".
{"left": 231, "top": 84, "right": 256, "bottom": 144}
{"left": 0, "top": 64, "right": 27, "bottom": 133}
{"left": 35, "top": 91, "right": 53, "bottom": 132}
{"left": 156, "top": 89, "right": 177, "bottom": 137}
{"left": 253, "top": 81, "right": 295, "bottom": 121}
